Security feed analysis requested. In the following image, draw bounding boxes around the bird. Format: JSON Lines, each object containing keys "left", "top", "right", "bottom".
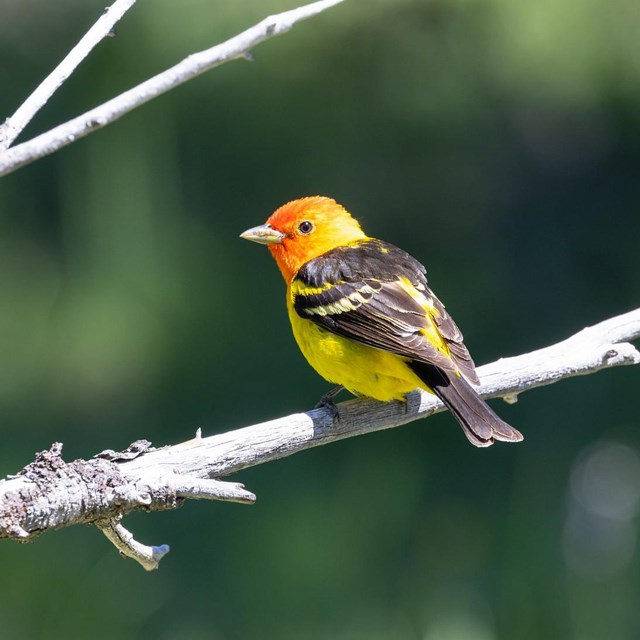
{"left": 240, "top": 196, "right": 523, "bottom": 447}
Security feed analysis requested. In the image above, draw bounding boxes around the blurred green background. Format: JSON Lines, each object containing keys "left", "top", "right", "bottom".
{"left": 1, "top": 0, "right": 639, "bottom": 638}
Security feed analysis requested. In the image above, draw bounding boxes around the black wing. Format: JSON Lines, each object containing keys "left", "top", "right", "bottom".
{"left": 292, "top": 238, "right": 479, "bottom": 384}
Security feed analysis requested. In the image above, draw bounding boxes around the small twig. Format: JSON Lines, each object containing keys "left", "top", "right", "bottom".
{"left": 1, "top": 308, "right": 638, "bottom": 570}
{"left": 0, "top": 0, "right": 138, "bottom": 151}
{"left": 97, "top": 517, "right": 170, "bottom": 571}
{"left": 0, "top": 0, "right": 345, "bottom": 176}
{"left": 162, "top": 475, "right": 256, "bottom": 504}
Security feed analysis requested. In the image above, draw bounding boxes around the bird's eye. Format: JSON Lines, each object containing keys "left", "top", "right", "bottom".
{"left": 298, "top": 220, "right": 314, "bottom": 235}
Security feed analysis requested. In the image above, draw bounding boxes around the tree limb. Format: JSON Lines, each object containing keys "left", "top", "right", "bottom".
{"left": 1, "top": 308, "right": 639, "bottom": 569}
{"left": 0, "top": 0, "right": 344, "bottom": 177}
{"left": 0, "top": 0, "right": 138, "bottom": 151}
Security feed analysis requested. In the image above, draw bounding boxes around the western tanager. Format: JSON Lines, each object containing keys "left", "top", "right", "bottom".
{"left": 241, "top": 196, "right": 523, "bottom": 447}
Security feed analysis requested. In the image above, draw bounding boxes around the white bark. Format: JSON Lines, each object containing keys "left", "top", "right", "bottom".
{"left": 0, "top": 0, "right": 138, "bottom": 151}
{"left": 0, "top": 0, "right": 345, "bottom": 176}
{"left": 1, "top": 308, "right": 639, "bottom": 570}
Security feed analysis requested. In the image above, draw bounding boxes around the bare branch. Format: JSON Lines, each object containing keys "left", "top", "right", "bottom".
{"left": 1, "top": 308, "right": 639, "bottom": 569}
{"left": 121, "top": 308, "right": 640, "bottom": 478}
{"left": 0, "top": 0, "right": 138, "bottom": 151}
{"left": 0, "top": 0, "right": 345, "bottom": 176}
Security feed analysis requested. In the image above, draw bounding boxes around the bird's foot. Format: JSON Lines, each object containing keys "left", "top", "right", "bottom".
{"left": 314, "top": 385, "right": 344, "bottom": 422}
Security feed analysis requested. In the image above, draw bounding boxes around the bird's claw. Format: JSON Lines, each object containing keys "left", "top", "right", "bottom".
{"left": 314, "top": 385, "right": 344, "bottom": 422}
{"left": 315, "top": 397, "right": 340, "bottom": 422}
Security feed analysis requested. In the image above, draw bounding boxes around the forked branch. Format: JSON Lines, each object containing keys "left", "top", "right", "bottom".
{"left": 0, "top": 0, "right": 138, "bottom": 151}
{"left": 0, "top": 0, "right": 345, "bottom": 176}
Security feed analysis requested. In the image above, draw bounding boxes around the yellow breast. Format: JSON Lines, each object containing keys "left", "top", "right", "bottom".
{"left": 286, "top": 294, "right": 426, "bottom": 402}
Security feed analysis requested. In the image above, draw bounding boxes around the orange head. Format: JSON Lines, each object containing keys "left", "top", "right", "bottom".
{"left": 240, "top": 196, "right": 366, "bottom": 281}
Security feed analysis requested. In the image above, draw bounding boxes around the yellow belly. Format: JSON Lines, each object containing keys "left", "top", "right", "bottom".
{"left": 287, "top": 302, "right": 426, "bottom": 402}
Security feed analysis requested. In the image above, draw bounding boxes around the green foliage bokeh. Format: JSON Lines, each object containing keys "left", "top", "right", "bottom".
{"left": 1, "top": 1, "right": 639, "bottom": 638}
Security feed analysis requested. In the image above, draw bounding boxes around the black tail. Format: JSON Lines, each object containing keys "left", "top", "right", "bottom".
{"left": 409, "top": 362, "right": 523, "bottom": 448}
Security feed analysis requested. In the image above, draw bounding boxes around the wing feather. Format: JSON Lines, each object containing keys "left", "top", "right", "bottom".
{"left": 292, "top": 239, "right": 479, "bottom": 383}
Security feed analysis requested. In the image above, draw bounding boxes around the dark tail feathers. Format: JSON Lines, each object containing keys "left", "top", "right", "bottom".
{"left": 410, "top": 362, "right": 523, "bottom": 448}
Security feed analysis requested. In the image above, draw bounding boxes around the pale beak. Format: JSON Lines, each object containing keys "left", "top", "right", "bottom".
{"left": 240, "top": 223, "right": 285, "bottom": 245}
